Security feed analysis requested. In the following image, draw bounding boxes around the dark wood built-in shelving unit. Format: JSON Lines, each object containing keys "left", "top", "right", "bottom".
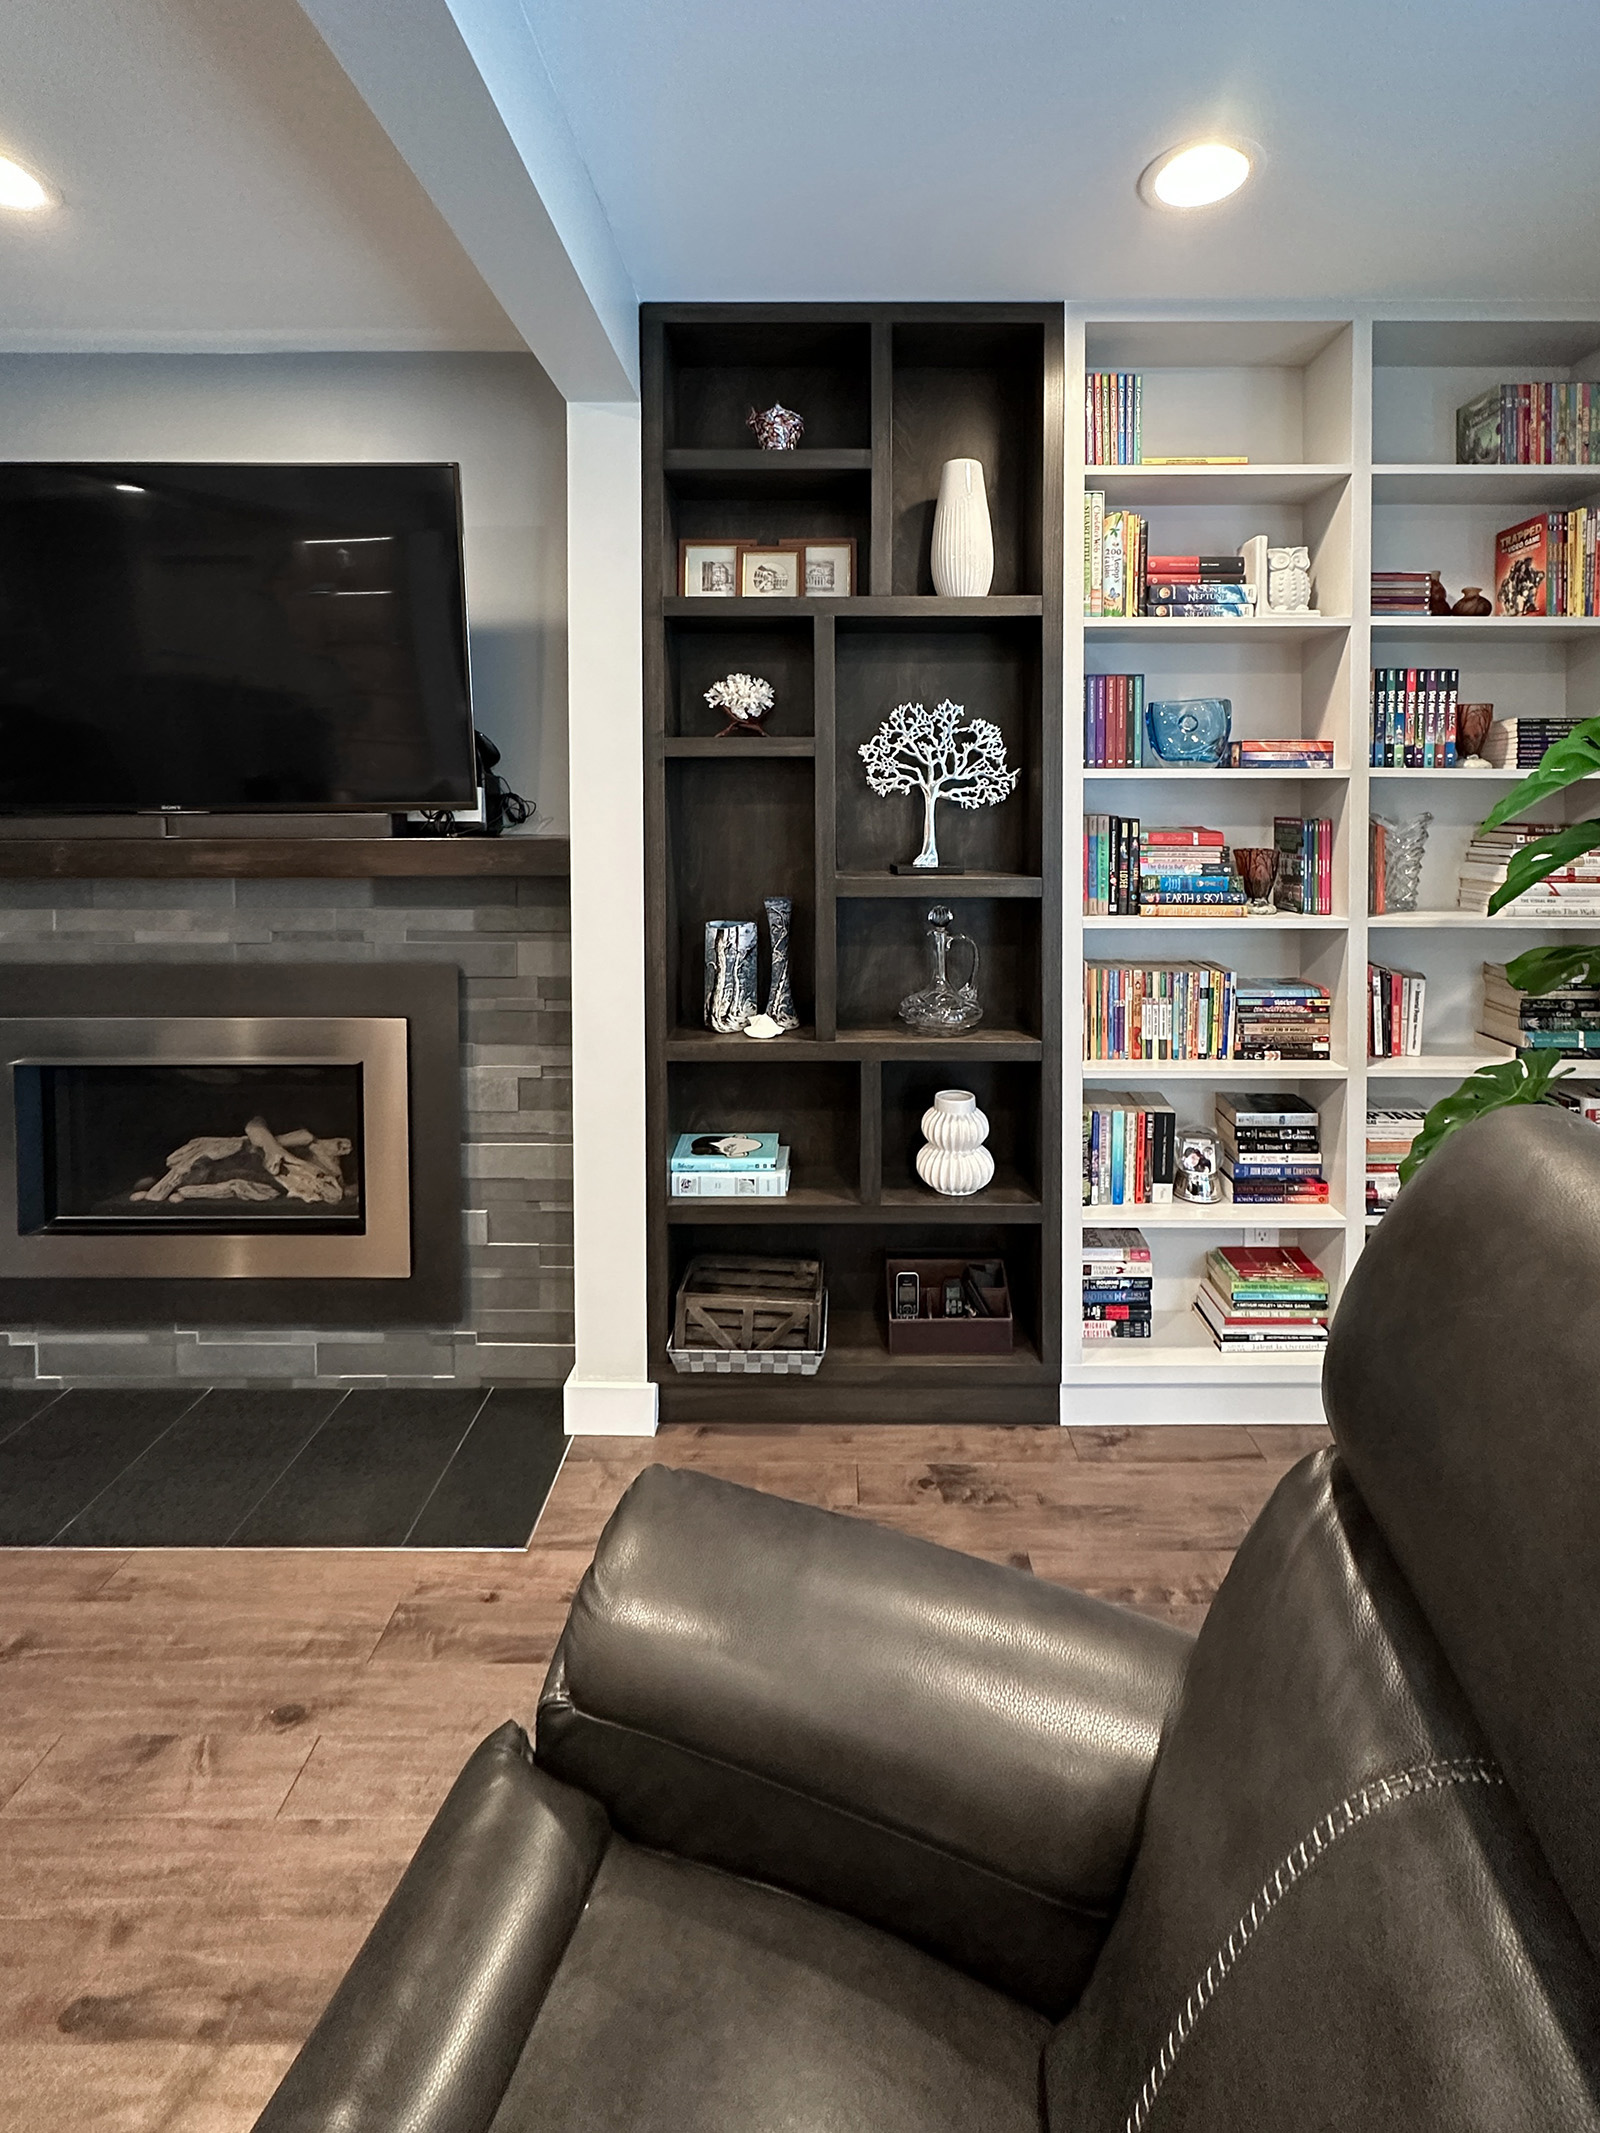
{"left": 643, "top": 302, "right": 1064, "bottom": 1421}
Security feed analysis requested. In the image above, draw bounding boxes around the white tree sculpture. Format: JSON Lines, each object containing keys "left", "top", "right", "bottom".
{"left": 858, "top": 699, "right": 1019, "bottom": 869}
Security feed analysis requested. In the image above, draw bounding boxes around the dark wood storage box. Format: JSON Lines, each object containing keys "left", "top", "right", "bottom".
{"left": 885, "top": 1257, "right": 1013, "bottom": 1356}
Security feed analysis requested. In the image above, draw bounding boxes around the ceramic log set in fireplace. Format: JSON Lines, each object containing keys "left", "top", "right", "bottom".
{"left": 0, "top": 966, "right": 460, "bottom": 1325}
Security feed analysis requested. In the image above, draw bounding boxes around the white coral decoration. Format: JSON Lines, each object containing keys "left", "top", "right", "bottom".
{"left": 704, "top": 671, "right": 775, "bottom": 723}
{"left": 858, "top": 699, "right": 1019, "bottom": 869}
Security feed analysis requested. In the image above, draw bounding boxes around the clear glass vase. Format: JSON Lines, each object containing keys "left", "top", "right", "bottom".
{"left": 1375, "top": 812, "right": 1432, "bottom": 914}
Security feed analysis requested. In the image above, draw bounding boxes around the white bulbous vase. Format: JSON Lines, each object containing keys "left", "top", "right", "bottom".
{"left": 915, "top": 1088, "right": 994, "bottom": 1197}
{"left": 930, "top": 458, "right": 994, "bottom": 598}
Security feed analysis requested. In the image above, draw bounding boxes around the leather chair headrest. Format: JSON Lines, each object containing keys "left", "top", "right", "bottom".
{"left": 1325, "top": 1103, "right": 1600, "bottom": 1959}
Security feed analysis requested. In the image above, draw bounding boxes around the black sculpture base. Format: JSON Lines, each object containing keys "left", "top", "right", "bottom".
{"left": 889, "top": 864, "right": 966, "bottom": 876}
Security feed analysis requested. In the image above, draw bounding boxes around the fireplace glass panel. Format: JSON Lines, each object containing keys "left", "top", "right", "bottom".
{"left": 15, "top": 1063, "right": 365, "bottom": 1233}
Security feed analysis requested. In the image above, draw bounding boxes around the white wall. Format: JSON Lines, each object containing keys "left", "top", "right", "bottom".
{"left": 0, "top": 350, "right": 568, "bottom": 826}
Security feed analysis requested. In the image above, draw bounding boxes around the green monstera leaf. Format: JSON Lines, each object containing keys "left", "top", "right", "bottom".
{"left": 1502, "top": 941, "right": 1600, "bottom": 996}
{"left": 1398, "top": 1048, "right": 1570, "bottom": 1185}
{"left": 1488, "top": 819, "right": 1600, "bottom": 913}
{"left": 1479, "top": 717, "right": 1600, "bottom": 835}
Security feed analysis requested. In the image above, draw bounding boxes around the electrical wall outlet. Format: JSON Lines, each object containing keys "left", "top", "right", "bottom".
{"left": 1244, "top": 1226, "right": 1280, "bottom": 1246}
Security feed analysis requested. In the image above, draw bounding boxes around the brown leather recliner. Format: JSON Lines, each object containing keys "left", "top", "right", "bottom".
{"left": 254, "top": 1106, "right": 1600, "bottom": 2131}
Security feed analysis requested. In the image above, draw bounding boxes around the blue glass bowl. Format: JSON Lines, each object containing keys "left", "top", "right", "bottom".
{"left": 1145, "top": 697, "right": 1232, "bottom": 765}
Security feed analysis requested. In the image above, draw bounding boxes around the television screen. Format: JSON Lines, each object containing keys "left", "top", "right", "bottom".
{"left": 0, "top": 462, "right": 477, "bottom": 813}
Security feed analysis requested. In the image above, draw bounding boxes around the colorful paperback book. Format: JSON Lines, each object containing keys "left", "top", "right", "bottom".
{"left": 670, "top": 1150, "right": 791, "bottom": 1197}
{"left": 670, "top": 1131, "right": 781, "bottom": 1171}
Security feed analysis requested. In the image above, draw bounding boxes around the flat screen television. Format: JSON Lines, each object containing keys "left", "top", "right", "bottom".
{"left": 0, "top": 462, "right": 477, "bottom": 813}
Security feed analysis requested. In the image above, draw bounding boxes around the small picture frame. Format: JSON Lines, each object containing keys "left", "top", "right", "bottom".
{"left": 780, "top": 537, "right": 857, "bottom": 598}
{"left": 679, "top": 541, "right": 739, "bottom": 598}
{"left": 737, "top": 545, "right": 803, "bottom": 599}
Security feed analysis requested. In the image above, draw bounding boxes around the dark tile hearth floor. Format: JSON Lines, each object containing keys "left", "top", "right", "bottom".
{"left": 0, "top": 1383, "right": 566, "bottom": 1548}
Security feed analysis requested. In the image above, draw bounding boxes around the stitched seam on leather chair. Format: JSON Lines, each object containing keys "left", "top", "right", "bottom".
{"left": 543, "top": 1697, "right": 1116, "bottom": 1926}
{"left": 1120, "top": 1755, "right": 1503, "bottom": 2133}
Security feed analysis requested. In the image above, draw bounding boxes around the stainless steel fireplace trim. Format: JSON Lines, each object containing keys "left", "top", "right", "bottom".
{"left": 0, "top": 1018, "right": 411, "bottom": 1279}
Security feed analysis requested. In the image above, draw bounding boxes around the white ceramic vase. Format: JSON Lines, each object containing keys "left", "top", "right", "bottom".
{"left": 915, "top": 1088, "right": 994, "bottom": 1197}
{"left": 930, "top": 458, "right": 994, "bottom": 598}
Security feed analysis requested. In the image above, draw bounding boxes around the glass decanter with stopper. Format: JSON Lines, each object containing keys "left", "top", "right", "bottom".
{"left": 898, "top": 905, "right": 983, "bottom": 1035}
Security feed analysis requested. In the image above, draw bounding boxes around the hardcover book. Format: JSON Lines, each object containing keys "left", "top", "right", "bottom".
{"left": 670, "top": 1131, "right": 782, "bottom": 1171}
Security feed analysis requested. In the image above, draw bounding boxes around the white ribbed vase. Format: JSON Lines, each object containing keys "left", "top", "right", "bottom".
{"left": 929, "top": 458, "right": 994, "bottom": 598}
{"left": 915, "top": 1088, "right": 994, "bottom": 1197}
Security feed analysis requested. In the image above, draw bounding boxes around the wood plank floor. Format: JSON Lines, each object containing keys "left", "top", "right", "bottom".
{"left": 0, "top": 1420, "right": 1329, "bottom": 2133}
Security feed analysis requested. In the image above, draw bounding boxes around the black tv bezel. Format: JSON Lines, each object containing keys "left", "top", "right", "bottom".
{"left": 0, "top": 458, "right": 479, "bottom": 818}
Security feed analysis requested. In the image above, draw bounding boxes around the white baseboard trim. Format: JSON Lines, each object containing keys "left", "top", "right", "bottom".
{"left": 1058, "top": 1382, "right": 1326, "bottom": 1427}
{"left": 562, "top": 1376, "right": 659, "bottom": 1437}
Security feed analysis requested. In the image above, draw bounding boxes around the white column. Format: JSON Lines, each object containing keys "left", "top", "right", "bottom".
{"left": 563, "top": 401, "right": 655, "bottom": 1435}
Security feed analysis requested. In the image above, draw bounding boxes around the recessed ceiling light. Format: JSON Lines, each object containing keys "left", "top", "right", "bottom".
{"left": 1139, "top": 141, "right": 1253, "bottom": 211}
{"left": 0, "top": 154, "right": 53, "bottom": 212}
{"left": 114, "top": 484, "right": 146, "bottom": 495}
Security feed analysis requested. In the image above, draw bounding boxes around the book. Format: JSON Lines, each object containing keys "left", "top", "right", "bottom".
{"left": 1206, "top": 1244, "right": 1329, "bottom": 1298}
{"left": 1084, "top": 673, "right": 1147, "bottom": 767}
{"left": 670, "top": 1150, "right": 791, "bottom": 1197}
{"left": 670, "top": 1131, "right": 782, "bottom": 1171}
{"left": 1086, "top": 372, "right": 1142, "bottom": 466}
{"left": 1227, "top": 738, "right": 1335, "bottom": 769}
{"left": 1195, "top": 1284, "right": 1328, "bottom": 1330}
{"left": 1368, "top": 964, "right": 1427, "bottom": 1058}
{"left": 1216, "top": 1093, "right": 1321, "bottom": 1127}
{"left": 1082, "top": 1226, "right": 1152, "bottom": 1266}
{"left": 1146, "top": 556, "right": 1247, "bottom": 582}
{"left": 1082, "top": 1090, "right": 1177, "bottom": 1206}
{"left": 1496, "top": 515, "right": 1551, "bottom": 616}
{"left": 1084, "top": 960, "right": 1236, "bottom": 1061}
{"left": 1368, "top": 668, "right": 1459, "bottom": 767}
{"left": 1456, "top": 381, "right": 1598, "bottom": 466}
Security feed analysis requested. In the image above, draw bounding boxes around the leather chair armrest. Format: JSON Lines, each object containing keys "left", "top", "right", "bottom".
{"left": 254, "top": 1723, "right": 607, "bottom": 2133}
{"left": 535, "top": 1466, "right": 1190, "bottom": 2014}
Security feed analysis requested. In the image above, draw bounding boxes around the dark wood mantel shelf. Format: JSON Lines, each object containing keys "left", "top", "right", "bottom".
{"left": 0, "top": 835, "right": 571, "bottom": 881}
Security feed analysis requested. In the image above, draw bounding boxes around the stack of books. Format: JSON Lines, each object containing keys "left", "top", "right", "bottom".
{"left": 1082, "top": 1226, "right": 1152, "bottom": 1341}
{"left": 1082, "top": 1091, "right": 1176, "bottom": 1206}
{"left": 1368, "top": 963, "right": 1427, "bottom": 1056}
{"left": 1084, "top": 674, "right": 1147, "bottom": 766}
{"left": 1084, "top": 960, "right": 1235, "bottom": 1061}
{"left": 1548, "top": 1081, "right": 1600, "bottom": 1124}
{"left": 1232, "top": 980, "right": 1333, "bottom": 1060}
{"left": 1141, "top": 825, "right": 1244, "bottom": 914}
{"left": 1215, "top": 1093, "right": 1329, "bottom": 1206}
{"left": 1272, "top": 816, "right": 1334, "bottom": 914}
{"left": 1144, "top": 554, "right": 1253, "bottom": 620}
{"left": 1227, "top": 736, "right": 1335, "bottom": 770}
{"left": 1194, "top": 1245, "right": 1330, "bottom": 1353}
{"left": 1480, "top": 962, "right": 1600, "bottom": 1053}
{"left": 1368, "top": 668, "right": 1461, "bottom": 766}
{"left": 1480, "top": 714, "right": 1584, "bottom": 768}
{"left": 669, "top": 1131, "right": 791, "bottom": 1199}
{"left": 1083, "top": 814, "right": 1141, "bottom": 914}
{"left": 1371, "top": 571, "right": 1433, "bottom": 616}
{"left": 1495, "top": 513, "right": 1598, "bottom": 617}
{"left": 1085, "top": 373, "right": 1142, "bottom": 465}
{"left": 1458, "top": 383, "right": 1598, "bottom": 465}
{"left": 1366, "top": 1109, "right": 1425, "bottom": 1220}
{"left": 1084, "top": 497, "right": 1147, "bottom": 617}
{"left": 1458, "top": 825, "right": 1600, "bottom": 916}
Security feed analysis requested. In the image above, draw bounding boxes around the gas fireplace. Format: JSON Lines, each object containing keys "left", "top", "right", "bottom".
{"left": 0, "top": 965, "right": 460, "bottom": 1324}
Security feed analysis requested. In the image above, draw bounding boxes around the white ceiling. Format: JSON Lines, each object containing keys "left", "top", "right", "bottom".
{"left": 520, "top": 0, "right": 1600, "bottom": 306}
{"left": 0, "top": 0, "right": 520, "bottom": 350}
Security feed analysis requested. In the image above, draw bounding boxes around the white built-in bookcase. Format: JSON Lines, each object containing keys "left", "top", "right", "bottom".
{"left": 1063, "top": 307, "right": 1600, "bottom": 1424}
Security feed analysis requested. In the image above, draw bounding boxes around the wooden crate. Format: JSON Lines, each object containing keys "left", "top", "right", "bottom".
{"left": 670, "top": 1254, "right": 826, "bottom": 1372}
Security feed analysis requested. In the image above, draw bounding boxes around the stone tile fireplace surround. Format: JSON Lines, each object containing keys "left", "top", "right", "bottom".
{"left": 0, "top": 873, "right": 572, "bottom": 1388}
